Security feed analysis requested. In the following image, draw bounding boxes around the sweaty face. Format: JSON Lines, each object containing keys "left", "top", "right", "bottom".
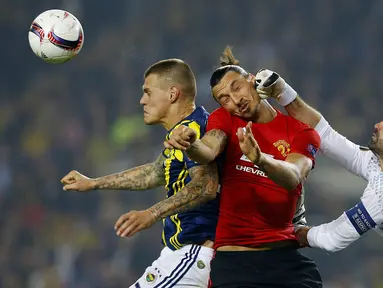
{"left": 368, "top": 121, "right": 383, "bottom": 155}
{"left": 140, "top": 74, "right": 171, "bottom": 125}
{"left": 212, "top": 71, "right": 261, "bottom": 119}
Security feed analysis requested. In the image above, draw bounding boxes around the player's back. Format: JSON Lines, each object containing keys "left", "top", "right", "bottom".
{"left": 207, "top": 107, "right": 319, "bottom": 248}
{"left": 162, "top": 106, "right": 219, "bottom": 251}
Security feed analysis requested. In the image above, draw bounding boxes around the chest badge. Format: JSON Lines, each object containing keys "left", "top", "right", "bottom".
{"left": 273, "top": 140, "right": 291, "bottom": 157}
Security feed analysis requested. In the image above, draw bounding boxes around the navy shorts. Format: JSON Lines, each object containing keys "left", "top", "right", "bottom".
{"left": 210, "top": 247, "right": 322, "bottom": 288}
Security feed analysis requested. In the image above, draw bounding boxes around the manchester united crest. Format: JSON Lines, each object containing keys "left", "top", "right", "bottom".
{"left": 273, "top": 140, "right": 291, "bottom": 157}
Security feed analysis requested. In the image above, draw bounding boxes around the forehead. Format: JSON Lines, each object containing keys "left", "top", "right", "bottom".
{"left": 212, "top": 71, "right": 245, "bottom": 96}
{"left": 143, "top": 74, "right": 161, "bottom": 89}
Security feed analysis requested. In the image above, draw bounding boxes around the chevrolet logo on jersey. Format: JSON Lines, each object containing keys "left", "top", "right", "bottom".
{"left": 240, "top": 153, "right": 274, "bottom": 168}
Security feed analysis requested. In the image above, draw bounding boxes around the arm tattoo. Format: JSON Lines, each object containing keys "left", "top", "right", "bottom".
{"left": 187, "top": 129, "right": 227, "bottom": 163}
{"left": 147, "top": 162, "right": 219, "bottom": 220}
{"left": 202, "top": 129, "right": 227, "bottom": 155}
{"left": 94, "top": 153, "right": 166, "bottom": 190}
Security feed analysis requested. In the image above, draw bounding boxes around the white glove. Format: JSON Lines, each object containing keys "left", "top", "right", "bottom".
{"left": 255, "top": 69, "right": 297, "bottom": 106}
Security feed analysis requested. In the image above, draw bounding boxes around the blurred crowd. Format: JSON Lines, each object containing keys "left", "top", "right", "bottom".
{"left": 1, "top": 0, "right": 383, "bottom": 287}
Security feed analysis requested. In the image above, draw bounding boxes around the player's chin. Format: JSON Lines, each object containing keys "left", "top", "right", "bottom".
{"left": 143, "top": 115, "right": 157, "bottom": 125}
{"left": 368, "top": 138, "right": 376, "bottom": 150}
{"left": 236, "top": 110, "right": 253, "bottom": 120}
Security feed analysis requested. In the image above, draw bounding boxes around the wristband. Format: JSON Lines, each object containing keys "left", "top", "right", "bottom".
{"left": 277, "top": 83, "right": 297, "bottom": 106}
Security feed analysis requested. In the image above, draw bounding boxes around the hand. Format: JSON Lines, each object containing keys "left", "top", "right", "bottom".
{"left": 164, "top": 126, "right": 197, "bottom": 151}
{"left": 254, "top": 69, "right": 286, "bottom": 100}
{"left": 61, "top": 170, "right": 96, "bottom": 192}
{"left": 114, "top": 210, "right": 156, "bottom": 237}
{"left": 295, "top": 226, "right": 311, "bottom": 247}
{"left": 237, "top": 121, "right": 264, "bottom": 165}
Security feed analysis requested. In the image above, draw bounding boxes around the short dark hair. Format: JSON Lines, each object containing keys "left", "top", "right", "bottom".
{"left": 144, "top": 59, "right": 197, "bottom": 99}
{"left": 210, "top": 46, "right": 249, "bottom": 88}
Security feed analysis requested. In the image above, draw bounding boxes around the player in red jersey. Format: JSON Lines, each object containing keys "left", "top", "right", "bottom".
{"left": 164, "top": 47, "right": 322, "bottom": 288}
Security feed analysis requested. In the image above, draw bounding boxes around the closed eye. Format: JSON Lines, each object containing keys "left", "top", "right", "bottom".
{"left": 220, "top": 96, "right": 230, "bottom": 104}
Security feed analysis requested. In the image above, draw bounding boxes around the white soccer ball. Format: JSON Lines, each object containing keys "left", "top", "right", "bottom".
{"left": 28, "top": 9, "right": 84, "bottom": 64}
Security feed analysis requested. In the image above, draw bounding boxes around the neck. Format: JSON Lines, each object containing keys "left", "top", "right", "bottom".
{"left": 162, "top": 102, "right": 196, "bottom": 130}
{"left": 252, "top": 100, "right": 277, "bottom": 123}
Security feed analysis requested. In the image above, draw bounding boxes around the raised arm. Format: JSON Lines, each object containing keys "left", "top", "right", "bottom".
{"left": 286, "top": 97, "right": 372, "bottom": 181}
{"left": 255, "top": 69, "right": 372, "bottom": 180}
{"left": 61, "top": 153, "right": 166, "bottom": 192}
{"left": 115, "top": 162, "right": 219, "bottom": 237}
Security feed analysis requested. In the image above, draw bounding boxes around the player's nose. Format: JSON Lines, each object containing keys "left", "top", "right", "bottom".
{"left": 232, "top": 95, "right": 242, "bottom": 105}
{"left": 139, "top": 95, "right": 146, "bottom": 105}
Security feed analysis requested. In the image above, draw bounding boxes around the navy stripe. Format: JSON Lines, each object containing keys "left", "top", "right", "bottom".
{"left": 154, "top": 245, "right": 197, "bottom": 288}
{"left": 135, "top": 283, "right": 141, "bottom": 288}
{"left": 164, "top": 246, "right": 201, "bottom": 288}
{"left": 50, "top": 30, "right": 81, "bottom": 49}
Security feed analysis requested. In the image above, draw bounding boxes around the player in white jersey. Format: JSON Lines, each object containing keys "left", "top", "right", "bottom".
{"left": 254, "top": 69, "right": 383, "bottom": 252}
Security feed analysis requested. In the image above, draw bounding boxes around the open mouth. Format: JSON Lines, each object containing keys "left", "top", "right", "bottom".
{"left": 239, "top": 103, "right": 249, "bottom": 113}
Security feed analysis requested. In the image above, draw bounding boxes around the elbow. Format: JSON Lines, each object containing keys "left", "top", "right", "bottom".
{"left": 320, "top": 242, "right": 342, "bottom": 253}
{"left": 284, "top": 178, "right": 300, "bottom": 191}
{"left": 197, "top": 158, "right": 213, "bottom": 165}
{"left": 284, "top": 169, "right": 302, "bottom": 191}
{"left": 203, "top": 178, "right": 219, "bottom": 201}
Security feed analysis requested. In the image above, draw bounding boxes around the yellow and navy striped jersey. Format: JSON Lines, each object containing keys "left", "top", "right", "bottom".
{"left": 161, "top": 106, "right": 219, "bottom": 251}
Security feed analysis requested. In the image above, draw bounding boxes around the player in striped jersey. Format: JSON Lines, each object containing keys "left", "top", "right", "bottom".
{"left": 254, "top": 69, "right": 383, "bottom": 252}
{"left": 61, "top": 59, "right": 219, "bottom": 287}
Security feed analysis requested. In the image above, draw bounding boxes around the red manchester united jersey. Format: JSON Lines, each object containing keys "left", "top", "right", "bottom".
{"left": 206, "top": 107, "right": 320, "bottom": 248}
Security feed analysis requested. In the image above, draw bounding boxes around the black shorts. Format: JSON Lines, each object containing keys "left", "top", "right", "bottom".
{"left": 210, "top": 247, "right": 322, "bottom": 288}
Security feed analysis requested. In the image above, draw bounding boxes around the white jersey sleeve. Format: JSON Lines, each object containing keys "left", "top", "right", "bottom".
{"left": 315, "top": 116, "right": 374, "bottom": 181}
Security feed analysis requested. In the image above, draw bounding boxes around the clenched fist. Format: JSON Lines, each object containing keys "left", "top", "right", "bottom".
{"left": 61, "top": 170, "right": 96, "bottom": 192}
{"left": 164, "top": 125, "right": 197, "bottom": 151}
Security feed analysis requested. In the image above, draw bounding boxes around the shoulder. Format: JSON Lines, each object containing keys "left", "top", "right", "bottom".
{"left": 359, "top": 145, "right": 370, "bottom": 151}
{"left": 209, "top": 107, "right": 231, "bottom": 119}
{"left": 282, "top": 114, "right": 318, "bottom": 137}
{"left": 207, "top": 107, "right": 234, "bottom": 135}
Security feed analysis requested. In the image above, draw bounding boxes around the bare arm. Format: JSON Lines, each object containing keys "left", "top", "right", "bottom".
{"left": 284, "top": 96, "right": 322, "bottom": 129}
{"left": 286, "top": 97, "right": 372, "bottom": 180}
{"left": 147, "top": 162, "right": 219, "bottom": 219}
{"left": 258, "top": 153, "right": 313, "bottom": 191}
{"left": 186, "top": 129, "right": 228, "bottom": 164}
{"left": 94, "top": 153, "right": 166, "bottom": 190}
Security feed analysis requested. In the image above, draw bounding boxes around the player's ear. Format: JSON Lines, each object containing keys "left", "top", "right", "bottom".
{"left": 169, "top": 86, "right": 180, "bottom": 103}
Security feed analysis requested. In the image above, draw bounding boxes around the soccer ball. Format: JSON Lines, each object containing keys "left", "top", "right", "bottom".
{"left": 28, "top": 9, "right": 84, "bottom": 64}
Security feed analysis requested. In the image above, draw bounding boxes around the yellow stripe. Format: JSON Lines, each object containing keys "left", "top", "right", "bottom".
{"left": 181, "top": 170, "right": 189, "bottom": 189}
{"left": 171, "top": 214, "right": 182, "bottom": 248}
{"left": 164, "top": 156, "right": 172, "bottom": 191}
{"left": 169, "top": 166, "right": 187, "bottom": 248}
{"left": 163, "top": 120, "right": 201, "bottom": 250}
{"left": 186, "top": 121, "right": 201, "bottom": 140}
{"left": 161, "top": 219, "right": 167, "bottom": 247}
